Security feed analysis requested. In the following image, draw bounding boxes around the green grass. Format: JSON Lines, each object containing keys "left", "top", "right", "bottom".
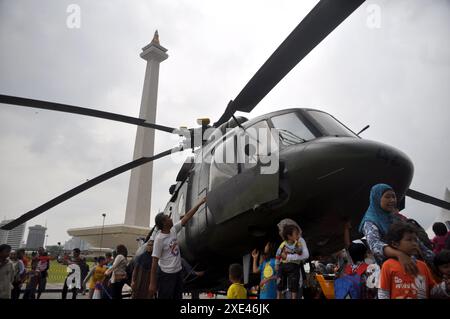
{"left": 46, "top": 260, "right": 94, "bottom": 284}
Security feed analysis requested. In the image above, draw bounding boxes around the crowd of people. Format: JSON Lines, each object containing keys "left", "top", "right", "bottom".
{"left": 0, "top": 246, "right": 53, "bottom": 299}
{"left": 0, "top": 183, "right": 449, "bottom": 300}
{"left": 225, "top": 184, "right": 449, "bottom": 300}
{"left": 234, "top": 183, "right": 450, "bottom": 300}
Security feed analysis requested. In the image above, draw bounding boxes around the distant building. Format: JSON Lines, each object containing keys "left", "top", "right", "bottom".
{"left": 26, "top": 225, "right": 47, "bottom": 250}
{"left": 0, "top": 226, "right": 7, "bottom": 246}
{"left": 0, "top": 219, "right": 26, "bottom": 250}
{"left": 63, "top": 237, "right": 91, "bottom": 251}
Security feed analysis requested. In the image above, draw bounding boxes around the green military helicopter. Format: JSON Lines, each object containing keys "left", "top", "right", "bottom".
{"left": 2, "top": 0, "right": 449, "bottom": 291}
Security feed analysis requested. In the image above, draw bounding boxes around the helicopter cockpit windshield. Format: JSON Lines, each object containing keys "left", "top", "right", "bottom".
{"left": 270, "top": 112, "right": 316, "bottom": 146}
{"left": 306, "top": 110, "right": 357, "bottom": 138}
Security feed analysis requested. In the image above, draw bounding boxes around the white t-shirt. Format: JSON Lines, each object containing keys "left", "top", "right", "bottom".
{"left": 152, "top": 221, "right": 183, "bottom": 274}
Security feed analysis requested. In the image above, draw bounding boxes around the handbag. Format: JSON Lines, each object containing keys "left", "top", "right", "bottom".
{"left": 113, "top": 258, "right": 128, "bottom": 281}
{"left": 114, "top": 272, "right": 127, "bottom": 281}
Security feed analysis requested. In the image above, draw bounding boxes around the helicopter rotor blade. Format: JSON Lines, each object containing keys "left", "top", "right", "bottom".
{"left": 214, "top": 0, "right": 365, "bottom": 126}
{"left": 406, "top": 188, "right": 450, "bottom": 211}
{"left": 0, "top": 94, "right": 177, "bottom": 134}
{"left": 0, "top": 146, "right": 183, "bottom": 231}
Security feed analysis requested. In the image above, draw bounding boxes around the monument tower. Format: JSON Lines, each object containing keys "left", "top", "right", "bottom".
{"left": 124, "top": 31, "right": 168, "bottom": 227}
{"left": 68, "top": 31, "right": 168, "bottom": 253}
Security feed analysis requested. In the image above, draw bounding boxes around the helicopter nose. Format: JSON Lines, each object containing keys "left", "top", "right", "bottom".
{"left": 280, "top": 136, "right": 414, "bottom": 196}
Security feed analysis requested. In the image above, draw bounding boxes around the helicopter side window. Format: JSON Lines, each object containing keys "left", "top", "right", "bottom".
{"left": 209, "top": 135, "right": 238, "bottom": 190}
{"left": 236, "top": 120, "right": 276, "bottom": 171}
{"left": 270, "top": 112, "right": 315, "bottom": 146}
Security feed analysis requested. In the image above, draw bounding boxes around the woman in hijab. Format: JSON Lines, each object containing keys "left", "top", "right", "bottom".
{"left": 359, "top": 183, "right": 434, "bottom": 276}
{"left": 131, "top": 240, "right": 153, "bottom": 299}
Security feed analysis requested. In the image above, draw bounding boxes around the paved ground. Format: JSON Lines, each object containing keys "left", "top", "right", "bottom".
{"left": 39, "top": 291, "right": 90, "bottom": 299}
{"left": 31, "top": 283, "right": 90, "bottom": 300}
{"left": 19, "top": 283, "right": 227, "bottom": 299}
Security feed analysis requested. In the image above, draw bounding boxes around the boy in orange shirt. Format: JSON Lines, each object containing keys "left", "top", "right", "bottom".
{"left": 379, "top": 222, "right": 450, "bottom": 299}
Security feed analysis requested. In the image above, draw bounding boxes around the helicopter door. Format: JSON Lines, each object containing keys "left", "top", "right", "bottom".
{"left": 184, "top": 151, "right": 210, "bottom": 239}
{"left": 207, "top": 122, "right": 279, "bottom": 224}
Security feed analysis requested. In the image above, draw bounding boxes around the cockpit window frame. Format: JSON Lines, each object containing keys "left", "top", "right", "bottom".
{"left": 267, "top": 111, "right": 321, "bottom": 148}
{"left": 301, "top": 109, "right": 358, "bottom": 138}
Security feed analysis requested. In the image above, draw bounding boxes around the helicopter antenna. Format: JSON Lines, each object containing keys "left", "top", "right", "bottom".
{"left": 356, "top": 125, "right": 370, "bottom": 136}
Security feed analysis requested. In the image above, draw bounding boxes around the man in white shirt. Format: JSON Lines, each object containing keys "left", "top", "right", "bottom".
{"left": 148, "top": 197, "right": 206, "bottom": 299}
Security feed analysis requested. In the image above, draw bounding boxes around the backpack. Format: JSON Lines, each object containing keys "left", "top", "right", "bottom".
{"left": 334, "top": 274, "right": 362, "bottom": 299}
{"left": 334, "top": 263, "right": 368, "bottom": 299}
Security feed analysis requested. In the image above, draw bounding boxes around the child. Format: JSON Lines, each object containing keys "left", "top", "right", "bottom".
{"left": 227, "top": 263, "right": 247, "bottom": 299}
{"left": 431, "top": 222, "right": 450, "bottom": 255}
{"left": 276, "top": 224, "right": 303, "bottom": 299}
{"left": 334, "top": 241, "right": 372, "bottom": 299}
{"left": 83, "top": 256, "right": 107, "bottom": 299}
{"left": 105, "top": 252, "right": 113, "bottom": 267}
{"left": 23, "top": 262, "right": 40, "bottom": 299}
{"left": 433, "top": 249, "right": 450, "bottom": 299}
{"left": 378, "top": 222, "right": 450, "bottom": 299}
{"left": 251, "top": 241, "right": 277, "bottom": 299}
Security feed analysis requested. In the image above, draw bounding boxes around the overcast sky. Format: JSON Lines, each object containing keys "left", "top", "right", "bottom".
{"left": 0, "top": 0, "right": 449, "bottom": 246}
